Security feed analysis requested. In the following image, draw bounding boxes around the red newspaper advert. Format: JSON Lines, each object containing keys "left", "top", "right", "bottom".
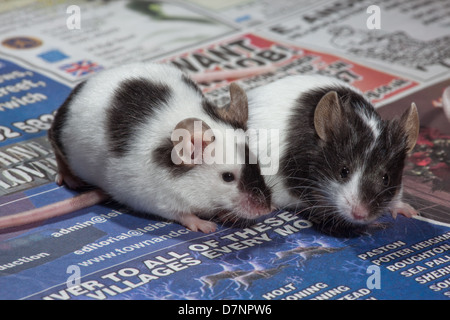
{"left": 165, "top": 33, "right": 419, "bottom": 106}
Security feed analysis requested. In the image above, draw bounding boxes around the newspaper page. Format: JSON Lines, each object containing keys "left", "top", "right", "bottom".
{"left": 0, "top": 0, "right": 235, "bottom": 84}
{"left": 0, "top": 0, "right": 449, "bottom": 302}
{"left": 183, "top": 0, "right": 327, "bottom": 27}
{"left": 259, "top": 0, "right": 450, "bottom": 82}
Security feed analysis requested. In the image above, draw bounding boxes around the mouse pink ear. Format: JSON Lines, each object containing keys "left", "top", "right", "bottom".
{"left": 170, "top": 118, "right": 215, "bottom": 166}
{"left": 314, "top": 91, "right": 344, "bottom": 142}
{"left": 400, "top": 102, "right": 420, "bottom": 154}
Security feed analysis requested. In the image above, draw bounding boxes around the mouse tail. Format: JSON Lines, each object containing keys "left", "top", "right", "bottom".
{"left": 0, "top": 189, "right": 108, "bottom": 230}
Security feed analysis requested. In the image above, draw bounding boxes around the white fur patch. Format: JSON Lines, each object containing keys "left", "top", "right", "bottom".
{"left": 358, "top": 109, "right": 381, "bottom": 141}
{"left": 335, "top": 169, "right": 364, "bottom": 221}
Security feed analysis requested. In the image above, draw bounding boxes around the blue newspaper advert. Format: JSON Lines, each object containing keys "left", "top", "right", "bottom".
{"left": 1, "top": 195, "right": 449, "bottom": 300}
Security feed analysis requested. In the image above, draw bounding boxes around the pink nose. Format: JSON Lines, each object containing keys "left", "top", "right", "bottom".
{"left": 351, "top": 205, "right": 369, "bottom": 221}
{"left": 352, "top": 212, "right": 366, "bottom": 220}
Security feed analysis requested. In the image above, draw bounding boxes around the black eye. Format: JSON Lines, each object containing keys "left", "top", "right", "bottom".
{"left": 222, "top": 172, "right": 235, "bottom": 183}
{"left": 340, "top": 166, "right": 350, "bottom": 179}
{"left": 382, "top": 173, "right": 390, "bottom": 186}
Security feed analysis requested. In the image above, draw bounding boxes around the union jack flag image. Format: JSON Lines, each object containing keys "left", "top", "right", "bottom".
{"left": 60, "top": 59, "right": 103, "bottom": 77}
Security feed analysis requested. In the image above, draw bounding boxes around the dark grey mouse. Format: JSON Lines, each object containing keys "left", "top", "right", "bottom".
{"left": 247, "top": 75, "right": 419, "bottom": 233}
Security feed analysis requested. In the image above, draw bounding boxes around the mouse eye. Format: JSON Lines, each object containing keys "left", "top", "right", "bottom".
{"left": 222, "top": 172, "right": 235, "bottom": 183}
{"left": 340, "top": 166, "right": 350, "bottom": 179}
{"left": 382, "top": 173, "right": 390, "bottom": 186}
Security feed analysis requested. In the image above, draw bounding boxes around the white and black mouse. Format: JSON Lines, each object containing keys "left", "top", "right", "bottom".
{"left": 0, "top": 63, "right": 272, "bottom": 233}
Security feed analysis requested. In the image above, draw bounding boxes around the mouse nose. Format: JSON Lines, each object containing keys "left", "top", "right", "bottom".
{"left": 351, "top": 204, "right": 369, "bottom": 221}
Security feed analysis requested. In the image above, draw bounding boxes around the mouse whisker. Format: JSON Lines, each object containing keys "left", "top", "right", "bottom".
{"left": 368, "top": 184, "right": 402, "bottom": 207}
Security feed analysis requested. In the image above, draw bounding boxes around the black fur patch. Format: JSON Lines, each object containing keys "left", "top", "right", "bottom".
{"left": 107, "top": 78, "right": 171, "bottom": 156}
{"left": 152, "top": 138, "right": 193, "bottom": 176}
{"left": 48, "top": 81, "right": 87, "bottom": 156}
{"left": 240, "top": 163, "right": 271, "bottom": 197}
{"left": 239, "top": 145, "right": 271, "bottom": 207}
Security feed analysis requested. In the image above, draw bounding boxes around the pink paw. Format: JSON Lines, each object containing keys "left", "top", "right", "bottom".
{"left": 179, "top": 213, "right": 217, "bottom": 233}
{"left": 389, "top": 201, "right": 419, "bottom": 219}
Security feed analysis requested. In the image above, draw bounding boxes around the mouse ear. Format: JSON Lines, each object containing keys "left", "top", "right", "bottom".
{"left": 171, "top": 118, "right": 215, "bottom": 166}
{"left": 400, "top": 102, "right": 420, "bottom": 154}
{"left": 314, "top": 91, "right": 344, "bottom": 142}
{"left": 217, "top": 83, "right": 248, "bottom": 128}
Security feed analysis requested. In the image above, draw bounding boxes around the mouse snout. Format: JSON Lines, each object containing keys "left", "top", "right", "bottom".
{"left": 337, "top": 176, "right": 374, "bottom": 224}
{"left": 351, "top": 204, "right": 369, "bottom": 221}
{"left": 238, "top": 190, "right": 272, "bottom": 218}
{"left": 234, "top": 162, "right": 273, "bottom": 219}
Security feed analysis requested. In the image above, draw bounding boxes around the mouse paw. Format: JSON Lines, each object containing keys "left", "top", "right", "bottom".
{"left": 179, "top": 214, "right": 217, "bottom": 233}
{"left": 388, "top": 201, "right": 419, "bottom": 219}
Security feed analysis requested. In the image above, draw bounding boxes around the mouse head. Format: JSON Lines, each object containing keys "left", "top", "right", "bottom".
{"left": 169, "top": 83, "right": 272, "bottom": 223}
{"left": 310, "top": 90, "right": 419, "bottom": 226}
